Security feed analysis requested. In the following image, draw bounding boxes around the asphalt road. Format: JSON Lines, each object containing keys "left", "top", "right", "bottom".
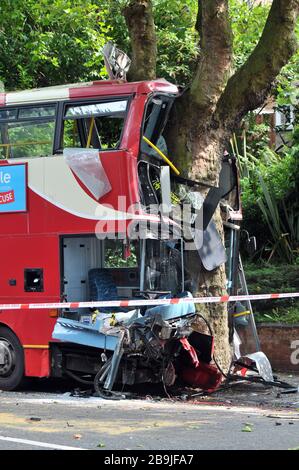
{"left": 0, "top": 380, "right": 299, "bottom": 450}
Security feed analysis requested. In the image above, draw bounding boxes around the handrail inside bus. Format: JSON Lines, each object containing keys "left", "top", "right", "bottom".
{"left": 142, "top": 136, "right": 180, "bottom": 176}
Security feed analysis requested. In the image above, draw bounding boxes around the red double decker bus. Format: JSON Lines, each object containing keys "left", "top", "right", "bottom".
{"left": 0, "top": 78, "right": 191, "bottom": 389}
{"left": 0, "top": 73, "right": 243, "bottom": 394}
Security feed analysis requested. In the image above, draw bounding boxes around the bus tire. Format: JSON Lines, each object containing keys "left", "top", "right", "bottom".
{"left": 0, "top": 327, "right": 25, "bottom": 391}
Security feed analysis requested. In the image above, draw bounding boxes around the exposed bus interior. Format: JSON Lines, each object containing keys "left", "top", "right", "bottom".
{"left": 53, "top": 234, "right": 204, "bottom": 391}
{"left": 61, "top": 236, "right": 139, "bottom": 321}
{"left": 61, "top": 235, "right": 187, "bottom": 316}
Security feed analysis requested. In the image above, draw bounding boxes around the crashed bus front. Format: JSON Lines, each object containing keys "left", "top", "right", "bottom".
{"left": 0, "top": 62, "right": 242, "bottom": 394}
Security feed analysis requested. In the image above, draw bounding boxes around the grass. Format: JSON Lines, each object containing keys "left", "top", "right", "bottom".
{"left": 255, "top": 306, "right": 299, "bottom": 325}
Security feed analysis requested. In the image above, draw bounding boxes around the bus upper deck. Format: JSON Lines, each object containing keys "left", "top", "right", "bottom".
{"left": 0, "top": 78, "right": 180, "bottom": 236}
{"left": 0, "top": 78, "right": 178, "bottom": 159}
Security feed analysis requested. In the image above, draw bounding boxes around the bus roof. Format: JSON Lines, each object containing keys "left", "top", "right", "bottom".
{"left": 0, "top": 79, "right": 179, "bottom": 107}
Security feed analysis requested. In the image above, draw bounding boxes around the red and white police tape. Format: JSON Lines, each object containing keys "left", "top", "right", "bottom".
{"left": 0, "top": 292, "right": 299, "bottom": 311}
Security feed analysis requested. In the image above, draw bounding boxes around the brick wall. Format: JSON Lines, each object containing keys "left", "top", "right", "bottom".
{"left": 238, "top": 323, "right": 299, "bottom": 372}
{"left": 258, "top": 324, "right": 299, "bottom": 372}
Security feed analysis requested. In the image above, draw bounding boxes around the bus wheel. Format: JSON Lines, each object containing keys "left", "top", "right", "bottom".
{"left": 0, "top": 327, "right": 25, "bottom": 391}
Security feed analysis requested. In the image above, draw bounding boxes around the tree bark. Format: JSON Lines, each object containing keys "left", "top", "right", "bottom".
{"left": 171, "top": 109, "right": 232, "bottom": 369}
{"left": 191, "top": 1, "right": 233, "bottom": 117}
{"left": 123, "top": 0, "right": 157, "bottom": 81}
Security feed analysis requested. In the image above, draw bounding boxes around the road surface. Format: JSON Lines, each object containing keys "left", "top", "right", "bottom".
{"left": 0, "top": 380, "right": 298, "bottom": 450}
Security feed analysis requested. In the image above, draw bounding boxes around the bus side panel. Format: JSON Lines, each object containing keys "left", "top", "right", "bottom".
{"left": 0, "top": 310, "right": 56, "bottom": 378}
{"left": 0, "top": 234, "right": 60, "bottom": 299}
{"left": 0, "top": 234, "right": 60, "bottom": 377}
{"left": 0, "top": 310, "right": 57, "bottom": 347}
{"left": 0, "top": 212, "right": 29, "bottom": 235}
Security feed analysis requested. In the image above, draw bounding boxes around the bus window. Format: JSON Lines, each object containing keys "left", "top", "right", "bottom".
{"left": 104, "top": 240, "right": 138, "bottom": 268}
{"left": 141, "top": 95, "right": 174, "bottom": 152}
{"left": 0, "top": 105, "right": 56, "bottom": 159}
{"left": 62, "top": 100, "right": 128, "bottom": 151}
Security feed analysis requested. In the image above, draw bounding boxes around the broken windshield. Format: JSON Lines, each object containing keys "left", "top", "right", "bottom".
{"left": 143, "top": 239, "right": 184, "bottom": 295}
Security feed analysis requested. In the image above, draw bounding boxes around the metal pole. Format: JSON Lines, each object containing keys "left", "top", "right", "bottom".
{"left": 140, "top": 238, "right": 146, "bottom": 291}
{"left": 238, "top": 255, "right": 261, "bottom": 351}
{"left": 180, "top": 238, "right": 185, "bottom": 292}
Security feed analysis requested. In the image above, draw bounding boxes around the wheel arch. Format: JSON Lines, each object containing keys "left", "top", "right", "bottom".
{"left": 0, "top": 321, "right": 21, "bottom": 339}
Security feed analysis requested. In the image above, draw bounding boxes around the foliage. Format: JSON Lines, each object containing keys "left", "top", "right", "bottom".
{"left": 257, "top": 173, "right": 294, "bottom": 263}
{"left": 0, "top": 0, "right": 298, "bottom": 96}
{"left": 153, "top": 0, "right": 198, "bottom": 84}
{"left": 230, "top": 0, "right": 299, "bottom": 106}
{"left": 0, "top": 0, "right": 110, "bottom": 90}
{"left": 230, "top": 0, "right": 270, "bottom": 69}
{"left": 233, "top": 128, "right": 299, "bottom": 263}
{"left": 0, "top": 0, "right": 199, "bottom": 89}
{"left": 104, "top": 240, "right": 137, "bottom": 268}
{"left": 275, "top": 23, "right": 299, "bottom": 107}
{"left": 245, "top": 261, "right": 299, "bottom": 324}
{"left": 242, "top": 112, "right": 272, "bottom": 158}
{"left": 256, "top": 305, "right": 299, "bottom": 324}
{"left": 103, "top": 0, "right": 199, "bottom": 86}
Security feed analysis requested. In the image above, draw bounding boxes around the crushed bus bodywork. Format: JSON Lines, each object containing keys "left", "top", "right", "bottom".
{"left": 53, "top": 292, "right": 202, "bottom": 392}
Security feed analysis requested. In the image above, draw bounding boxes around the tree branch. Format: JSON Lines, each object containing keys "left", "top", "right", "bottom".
{"left": 190, "top": 1, "right": 233, "bottom": 114}
{"left": 123, "top": 0, "right": 157, "bottom": 81}
{"left": 216, "top": 0, "right": 299, "bottom": 129}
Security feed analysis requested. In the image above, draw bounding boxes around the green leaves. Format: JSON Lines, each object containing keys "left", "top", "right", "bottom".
{"left": 234, "top": 127, "right": 299, "bottom": 263}
{"left": 1, "top": 0, "right": 298, "bottom": 95}
{"left": 230, "top": 0, "right": 271, "bottom": 69}
{"left": 0, "top": 0, "right": 110, "bottom": 90}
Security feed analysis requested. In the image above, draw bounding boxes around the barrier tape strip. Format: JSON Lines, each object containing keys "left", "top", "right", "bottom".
{"left": 0, "top": 292, "right": 299, "bottom": 311}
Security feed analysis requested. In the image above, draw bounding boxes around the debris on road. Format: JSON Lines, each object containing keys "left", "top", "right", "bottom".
{"left": 242, "top": 423, "right": 253, "bottom": 432}
{"left": 97, "top": 442, "right": 106, "bottom": 448}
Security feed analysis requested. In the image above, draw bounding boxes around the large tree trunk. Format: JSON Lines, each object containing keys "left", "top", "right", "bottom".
{"left": 123, "top": 0, "right": 157, "bottom": 81}
{"left": 123, "top": 0, "right": 299, "bottom": 372}
{"left": 166, "top": 94, "right": 232, "bottom": 369}
{"left": 165, "top": 2, "right": 234, "bottom": 368}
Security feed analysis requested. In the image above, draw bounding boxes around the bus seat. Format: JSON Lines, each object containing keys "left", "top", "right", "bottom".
{"left": 88, "top": 268, "right": 119, "bottom": 313}
{"left": 88, "top": 268, "right": 134, "bottom": 313}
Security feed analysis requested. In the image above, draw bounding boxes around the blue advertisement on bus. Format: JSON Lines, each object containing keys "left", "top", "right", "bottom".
{"left": 0, "top": 163, "right": 27, "bottom": 213}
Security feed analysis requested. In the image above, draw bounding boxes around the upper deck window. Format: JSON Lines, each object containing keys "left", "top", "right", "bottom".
{"left": 62, "top": 99, "right": 128, "bottom": 151}
{"left": 0, "top": 105, "right": 56, "bottom": 159}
